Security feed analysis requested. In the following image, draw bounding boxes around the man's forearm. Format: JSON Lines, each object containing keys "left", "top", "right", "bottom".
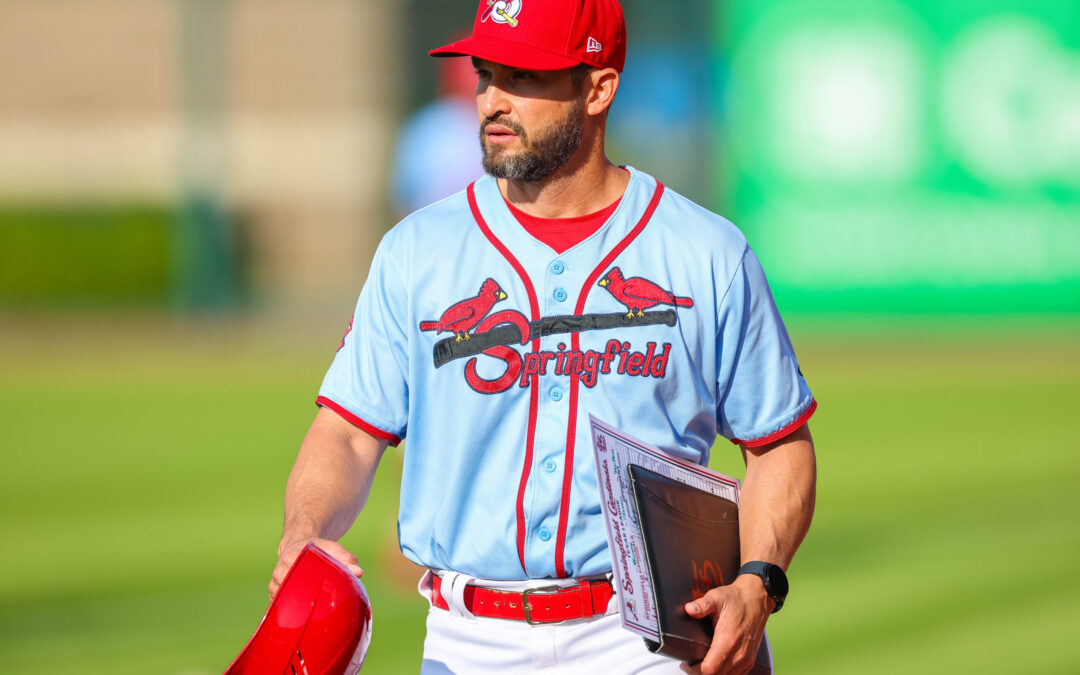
{"left": 683, "top": 424, "right": 816, "bottom": 673}
{"left": 279, "top": 406, "right": 388, "bottom": 552}
{"left": 738, "top": 423, "right": 817, "bottom": 571}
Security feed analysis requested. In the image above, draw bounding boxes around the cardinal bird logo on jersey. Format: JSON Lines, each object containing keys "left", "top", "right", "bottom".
{"left": 598, "top": 267, "right": 694, "bottom": 317}
{"left": 419, "top": 278, "right": 508, "bottom": 342}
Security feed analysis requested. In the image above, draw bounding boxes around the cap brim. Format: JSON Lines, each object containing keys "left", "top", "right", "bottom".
{"left": 429, "top": 34, "right": 581, "bottom": 71}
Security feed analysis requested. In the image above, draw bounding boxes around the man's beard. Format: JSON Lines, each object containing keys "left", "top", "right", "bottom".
{"left": 480, "top": 97, "right": 585, "bottom": 183}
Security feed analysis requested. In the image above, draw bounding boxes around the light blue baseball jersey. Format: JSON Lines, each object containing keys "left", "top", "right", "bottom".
{"left": 318, "top": 167, "right": 815, "bottom": 581}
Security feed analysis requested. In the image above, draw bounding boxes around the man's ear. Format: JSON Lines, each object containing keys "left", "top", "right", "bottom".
{"left": 586, "top": 68, "right": 620, "bottom": 116}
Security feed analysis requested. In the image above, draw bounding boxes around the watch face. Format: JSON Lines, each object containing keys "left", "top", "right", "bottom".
{"left": 765, "top": 564, "right": 789, "bottom": 597}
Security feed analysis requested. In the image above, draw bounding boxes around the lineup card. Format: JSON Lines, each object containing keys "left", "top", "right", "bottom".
{"left": 589, "top": 415, "right": 741, "bottom": 641}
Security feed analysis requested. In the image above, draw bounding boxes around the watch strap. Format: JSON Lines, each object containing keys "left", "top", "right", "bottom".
{"left": 737, "top": 561, "right": 787, "bottom": 614}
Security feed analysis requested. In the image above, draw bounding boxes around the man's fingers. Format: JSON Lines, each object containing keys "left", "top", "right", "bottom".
{"left": 685, "top": 587, "right": 724, "bottom": 618}
{"left": 318, "top": 540, "right": 363, "bottom": 573}
{"left": 269, "top": 538, "right": 364, "bottom": 599}
{"left": 269, "top": 559, "right": 293, "bottom": 598}
{"left": 683, "top": 585, "right": 764, "bottom": 675}
{"left": 312, "top": 539, "right": 364, "bottom": 577}
{"left": 698, "top": 633, "right": 738, "bottom": 675}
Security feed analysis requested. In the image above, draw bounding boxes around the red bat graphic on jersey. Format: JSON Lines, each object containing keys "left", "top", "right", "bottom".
{"left": 419, "top": 278, "right": 508, "bottom": 341}
{"left": 598, "top": 267, "right": 694, "bottom": 317}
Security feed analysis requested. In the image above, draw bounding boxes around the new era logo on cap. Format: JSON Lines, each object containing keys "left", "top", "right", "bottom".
{"left": 429, "top": 0, "right": 627, "bottom": 72}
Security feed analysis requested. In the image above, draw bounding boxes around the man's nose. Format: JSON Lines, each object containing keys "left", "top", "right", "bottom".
{"left": 477, "top": 82, "right": 511, "bottom": 120}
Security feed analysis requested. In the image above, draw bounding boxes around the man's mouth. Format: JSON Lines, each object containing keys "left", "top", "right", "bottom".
{"left": 483, "top": 122, "right": 520, "bottom": 145}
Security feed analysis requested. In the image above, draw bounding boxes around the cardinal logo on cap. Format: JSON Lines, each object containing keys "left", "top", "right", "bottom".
{"left": 482, "top": 0, "right": 523, "bottom": 27}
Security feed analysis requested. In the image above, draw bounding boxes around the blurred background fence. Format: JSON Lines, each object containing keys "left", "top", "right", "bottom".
{"left": 0, "top": 0, "right": 401, "bottom": 310}
{"left": 1, "top": 1, "right": 1078, "bottom": 674}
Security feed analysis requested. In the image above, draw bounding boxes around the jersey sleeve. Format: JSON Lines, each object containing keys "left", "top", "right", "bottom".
{"left": 715, "top": 246, "right": 815, "bottom": 447}
{"left": 317, "top": 235, "right": 409, "bottom": 445}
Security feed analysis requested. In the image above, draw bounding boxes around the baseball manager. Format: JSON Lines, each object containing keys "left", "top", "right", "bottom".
{"left": 269, "top": 1, "right": 818, "bottom": 673}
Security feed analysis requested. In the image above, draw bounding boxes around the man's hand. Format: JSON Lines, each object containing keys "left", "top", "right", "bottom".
{"left": 680, "top": 575, "right": 772, "bottom": 675}
{"left": 270, "top": 538, "right": 364, "bottom": 598}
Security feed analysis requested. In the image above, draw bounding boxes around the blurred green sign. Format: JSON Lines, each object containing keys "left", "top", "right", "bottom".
{"left": 720, "top": 0, "right": 1080, "bottom": 312}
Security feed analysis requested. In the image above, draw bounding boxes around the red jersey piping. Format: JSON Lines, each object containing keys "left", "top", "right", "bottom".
{"left": 731, "top": 399, "right": 817, "bottom": 448}
{"left": 316, "top": 396, "right": 402, "bottom": 446}
{"left": 467, "top": 182, "right": 542, "bottom": 576}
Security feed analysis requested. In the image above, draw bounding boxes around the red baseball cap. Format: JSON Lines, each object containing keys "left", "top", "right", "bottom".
{"left": 430, "top": 0, "right": 626, "bottom": 73}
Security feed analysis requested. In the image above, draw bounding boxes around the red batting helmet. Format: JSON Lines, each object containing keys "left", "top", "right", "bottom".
{"left": 224, "top": 543, "right": 373, "bottom": 675}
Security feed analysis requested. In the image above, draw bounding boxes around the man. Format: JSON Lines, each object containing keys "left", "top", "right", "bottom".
{"left": 270, "top": 1, "right": 817, "bottom": 673}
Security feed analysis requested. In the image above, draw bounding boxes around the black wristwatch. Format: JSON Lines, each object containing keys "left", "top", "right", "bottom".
{"left": 737, "top": 561, "right": 789, "bottom": 613}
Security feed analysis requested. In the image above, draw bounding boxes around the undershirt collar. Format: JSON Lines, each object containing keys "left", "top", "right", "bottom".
{"left": 504, "top": 196, "right": 623, "bottom": 254}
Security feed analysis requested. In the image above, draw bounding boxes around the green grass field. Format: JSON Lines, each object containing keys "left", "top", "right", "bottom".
{"left": 2, "top": 314, "right": 1078, "bottom": 674}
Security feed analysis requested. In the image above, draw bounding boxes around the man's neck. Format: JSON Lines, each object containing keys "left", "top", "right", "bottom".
{"left": 498, "top": 148, "right": 629, "bottom": 219}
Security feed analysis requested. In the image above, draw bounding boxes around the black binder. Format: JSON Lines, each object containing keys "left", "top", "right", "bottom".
{"left": 628, "top": 463, "right": 740, "bottom": 663}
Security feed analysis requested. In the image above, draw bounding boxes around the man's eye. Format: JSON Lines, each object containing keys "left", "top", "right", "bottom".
{"left": 514, "top": 71, "right": 535, "bottom": 80}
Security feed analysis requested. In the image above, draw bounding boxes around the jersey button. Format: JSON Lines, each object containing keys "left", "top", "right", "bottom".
{"left": 538, "top": 528, "right": 552, "bottom": 542}
{"left": 549, "top": 387, "right": 564, "bottom": 402}
{"left": 553, "top": 288, "right": 568, "bottom": 302}
{"left": 543, "top": 459, "right": 557, "bottom": 473}
{"left": 551, "top": 261, "right": 566, "bottom": 275}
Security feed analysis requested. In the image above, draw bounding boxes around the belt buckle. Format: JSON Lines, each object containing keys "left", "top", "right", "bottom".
{"left": 522, "top": 585, "right": 565, "bottom": 625}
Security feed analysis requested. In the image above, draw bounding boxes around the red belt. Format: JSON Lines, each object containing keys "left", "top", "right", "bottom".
{"left": 431, "top": 575, "right": 615, "bottom": 624}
